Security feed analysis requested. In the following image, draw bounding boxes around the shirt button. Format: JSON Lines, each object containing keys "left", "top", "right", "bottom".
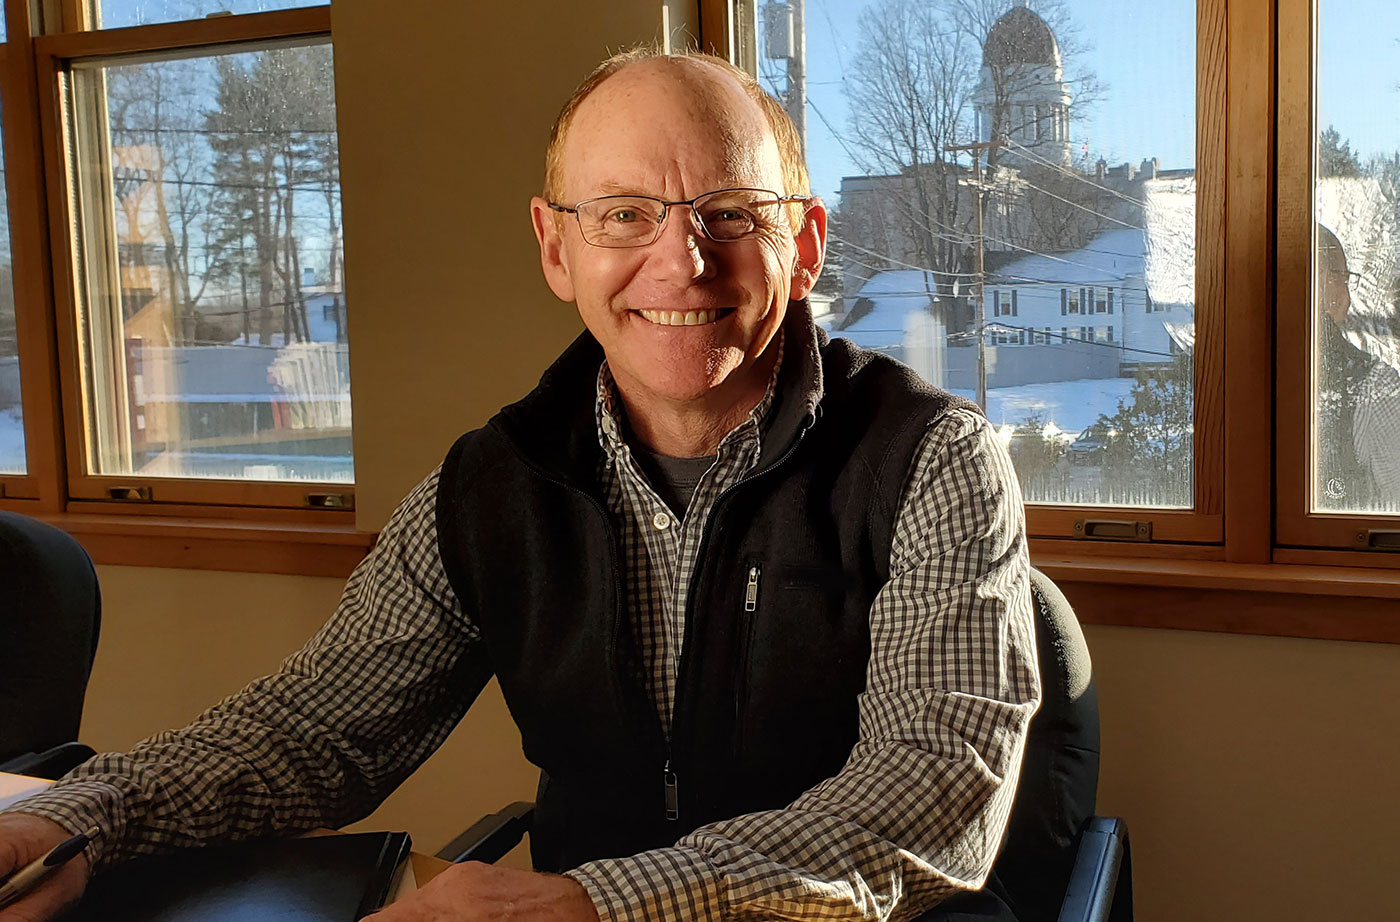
{"left": 652, "top": 511, "right": 672, "bottom": 531}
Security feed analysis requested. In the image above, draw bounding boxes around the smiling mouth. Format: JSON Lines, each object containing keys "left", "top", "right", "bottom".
{"left": 635, "top": 308, "right": 734, "bottom": 326}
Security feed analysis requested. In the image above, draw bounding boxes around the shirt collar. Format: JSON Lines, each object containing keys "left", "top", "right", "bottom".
{"left": 595, "top": 331, "right": 786, "bottom": 462}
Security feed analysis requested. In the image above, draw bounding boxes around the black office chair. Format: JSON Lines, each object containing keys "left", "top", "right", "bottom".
{"left": 437, "top": 568, "right": 1131, "bottom": 922}
{"left": 0, "top": 512, "right": 101, "bottom": 779}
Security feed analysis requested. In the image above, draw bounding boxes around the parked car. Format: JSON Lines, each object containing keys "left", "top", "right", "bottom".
{"left": 1068, "top": 426, "right": 1110, "bottom": 465}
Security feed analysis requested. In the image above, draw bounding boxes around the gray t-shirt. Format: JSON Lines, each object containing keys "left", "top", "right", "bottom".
{"left": 634, "top": 449, "right": 716, "bottom": 517}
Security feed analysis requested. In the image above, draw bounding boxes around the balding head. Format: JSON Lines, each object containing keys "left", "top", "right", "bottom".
{"left": 543, "top": 49, "right": 809, "bottom": 228}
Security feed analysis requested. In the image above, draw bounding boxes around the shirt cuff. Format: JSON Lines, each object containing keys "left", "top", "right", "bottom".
{"left": 3, "top": 780, "right": 131, "bottom": 870}
{"left": 566, "top": 845, "right": 724, "bottom": 922}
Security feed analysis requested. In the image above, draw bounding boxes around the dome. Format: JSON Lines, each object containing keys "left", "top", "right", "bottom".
{"left": 983, "top": 5, "right": 1061, "bottom": 69}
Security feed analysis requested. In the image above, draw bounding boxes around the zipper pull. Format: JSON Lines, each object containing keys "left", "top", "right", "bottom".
{"left": 663, "top": 761, "right": 680, "bottom": 821}
{"left": 744, "top": 564, "right": 761, "bottom": 612}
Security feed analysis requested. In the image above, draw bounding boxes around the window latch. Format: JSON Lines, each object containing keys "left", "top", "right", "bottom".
{"left": 306, "top": 492, "right": 354, "bottom": 510}
{"left": 1073, "top": 518, "right": 1152, "bottom": 542}
{"left": 108, "top": 486, "right": 153, "bottom": 502}
{"left": 1356, "top": 530, "right": 1400, "bottom": 552}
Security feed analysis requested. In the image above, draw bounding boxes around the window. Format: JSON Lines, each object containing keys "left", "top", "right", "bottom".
{"left": 746, "top": 0, "right": 1216, "bottom": 533}
{"left": 1277, "top": 0, "right": 1400, "bottom": 553}
{"left": 88, "top": 0, "right": 326, "bottom": 30}
{"left": 65, "top": 43, "right": 349, "bottom": 493}
{"left": 0, "top": 118, "right": 23, "bottom": 476}
{"left": 0, "top": 2, "right": 358, "bottom": 558}
{"left": 2, "top": 5, "right": 354, "bottom": 513}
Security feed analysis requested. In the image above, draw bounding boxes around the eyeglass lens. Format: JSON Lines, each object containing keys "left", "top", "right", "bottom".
{"left": 574, "top": 190, "right": 785, "bottom": 247}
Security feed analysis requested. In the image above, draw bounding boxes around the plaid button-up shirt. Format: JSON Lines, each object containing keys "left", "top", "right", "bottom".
{"left": 12, "top": 345, "right": 1038, "bottom": 922}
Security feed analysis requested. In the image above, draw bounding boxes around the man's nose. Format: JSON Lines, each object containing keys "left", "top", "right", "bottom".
{"left": 646, "top": 205, "right": 713, "bottom": 281}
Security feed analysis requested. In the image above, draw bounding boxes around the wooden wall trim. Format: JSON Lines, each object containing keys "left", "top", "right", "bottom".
{"left": 1058, "top": 579, "right": 1400, "bottom": 646}
{"left": 40, "top": 513, "right": 372, "bottom": 577}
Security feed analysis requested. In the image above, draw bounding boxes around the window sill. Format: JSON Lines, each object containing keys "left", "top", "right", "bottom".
{"left": 1035, "top": 555, "right": 1400, "bottom": 645}
{"left": 38, "top": 512, "right": 374, "bottom": 578}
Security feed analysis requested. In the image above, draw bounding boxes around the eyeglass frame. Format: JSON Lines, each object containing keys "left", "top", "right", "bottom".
{"left": 545, "top": 187, "right": 813, "bottom": 248}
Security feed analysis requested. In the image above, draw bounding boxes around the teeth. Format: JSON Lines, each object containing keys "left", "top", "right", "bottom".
{"left": 638, "top": 309, "right": 720, "bottom": 326}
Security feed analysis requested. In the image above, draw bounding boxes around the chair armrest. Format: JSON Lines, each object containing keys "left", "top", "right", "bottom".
{"left": 0, "top": 743, "right": 97, "bottom": 780}
{"left": 1058, "top": 816, "right": 1133, "bottom": 922}
{"left": 436, "top": 801, "right": 535, "bottom": 864}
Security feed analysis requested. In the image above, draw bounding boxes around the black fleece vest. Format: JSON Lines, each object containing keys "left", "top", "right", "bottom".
{"left": 436, "top": 316, "right": 978, "bottom": 872}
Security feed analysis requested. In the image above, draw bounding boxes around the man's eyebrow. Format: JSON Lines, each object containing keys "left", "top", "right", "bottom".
{"left": 592, "top": 181, "right": 649, "bottom": 196}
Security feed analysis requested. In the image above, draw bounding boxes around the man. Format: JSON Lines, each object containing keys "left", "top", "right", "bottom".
{"left": 0, "top": 50, "right": 1038, "bottom": 922}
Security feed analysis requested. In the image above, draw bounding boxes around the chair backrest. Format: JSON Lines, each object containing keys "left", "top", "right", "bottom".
{"left": 994, "top": 567, "right": 1100, "bottom": 922}
{"left": 0, "top": 512, "right": 102, "bottom": 762}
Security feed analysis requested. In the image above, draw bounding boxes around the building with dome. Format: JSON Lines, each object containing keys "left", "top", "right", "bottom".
{"left": 973, "top": 1, "right": 1074, "bottom": 167}
{"left": 829, "top": 1, "right": 1195, "bottom": 396}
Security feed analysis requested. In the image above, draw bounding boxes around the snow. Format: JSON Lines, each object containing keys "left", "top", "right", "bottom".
{"left": 991, "top": 227, "right": 1143, "bottom": 286}
{"left": 0, "top": 408, "right": 25, "bottom": 474}
{"left": 833, "top": 270, "right": 941, "bottom": 351}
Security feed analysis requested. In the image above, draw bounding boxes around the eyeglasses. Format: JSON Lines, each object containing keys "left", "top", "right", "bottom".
{"left": 546, "top": 187, "right": 811, "bottom": 248}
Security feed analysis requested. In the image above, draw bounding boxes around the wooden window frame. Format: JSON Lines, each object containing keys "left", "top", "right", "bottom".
{"left": 0, "top": 4, "right": 369, "bottom": 575}
{"left": 1273, "top": 0, "right": 1400, "bottom": 564}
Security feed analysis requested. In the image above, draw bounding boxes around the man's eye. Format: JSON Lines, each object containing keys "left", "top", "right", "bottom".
{"left": 606, "top": 208, "right": 641, "bottom": 224}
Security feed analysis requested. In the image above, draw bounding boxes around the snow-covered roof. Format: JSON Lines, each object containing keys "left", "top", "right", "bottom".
{"left": 984, "top": 175, "right": 1196, "bottom": 308}
{"left": 832, "top": 270, "right": 941, "bottom": 351}
{"left": 989, "top": 227, "right": 1143, "bottom": 287}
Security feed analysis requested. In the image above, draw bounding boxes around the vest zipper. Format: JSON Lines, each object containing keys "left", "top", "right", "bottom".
{"left": 667, "top": 421, "right": 813, "bottom": 824}
{"left": 663, "top": 760, "right": 680, "bottom": 821}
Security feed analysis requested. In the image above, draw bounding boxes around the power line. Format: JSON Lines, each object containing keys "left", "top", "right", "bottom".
{"left": 113, "top": 170, "right": 341, "bottom": 195}
{"left": 111, "top": 124, "right": 338, "bottom": 136}
{"left": 832, "top": 227, "right": 1166, "bottom": 296}
{"left": 999, "top": 136, "right": 1150, "bottom": 209}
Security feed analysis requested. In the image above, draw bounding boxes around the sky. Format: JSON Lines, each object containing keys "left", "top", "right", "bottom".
{"left": 756, "top": 0, "right": 1400, "bottom": 203}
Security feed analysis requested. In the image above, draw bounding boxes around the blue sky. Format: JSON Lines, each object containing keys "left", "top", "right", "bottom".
{"left": 762, "top": 0, "right": 1400, "bottom": 203}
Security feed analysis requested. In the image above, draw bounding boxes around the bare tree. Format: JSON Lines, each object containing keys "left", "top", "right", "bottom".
{"left": 108, "top": 57, "right": 219, "bottom": 343}
{"left": 841, "top": 0, "right": 1106, "bottom": 308}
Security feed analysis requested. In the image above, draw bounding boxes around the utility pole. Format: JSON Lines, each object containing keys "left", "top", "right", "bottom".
{"left": 946, "top": 139, "right": 999, "bottom": 410}
{"left": 763, "top": 1, "right": 806, "bottom": 154}
{"left": 788, "top": 0, "right": 806, "bottom": 154}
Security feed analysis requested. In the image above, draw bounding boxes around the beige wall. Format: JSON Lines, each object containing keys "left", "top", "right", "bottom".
{"left": 1087, "top": 625, "right": 1400, "bottom": 921}
{"left": 67, "top": 2, "right": 1400, "bottom": 920}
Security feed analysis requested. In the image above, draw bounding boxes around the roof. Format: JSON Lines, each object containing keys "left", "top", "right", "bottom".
{"left": 985, "top": 175, "right": 1197, "bottom": 307}
{"left": 834, "top": 270, "right": 941, "bottom": 350}
{"left": 984, "top": 5, "right": 1061, "bottom": 69}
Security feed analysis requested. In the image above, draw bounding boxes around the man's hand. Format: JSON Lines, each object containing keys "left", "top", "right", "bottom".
{"left": 365, "top": 862, "right": 600, "bottom": 922}
{"left": 0, "top": 814, "right": 91, "bottom": 922}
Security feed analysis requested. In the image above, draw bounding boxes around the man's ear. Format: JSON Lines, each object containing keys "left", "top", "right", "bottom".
{"left": 789, "top": 196, "right": 828, "bottom": 300}
{"left": 531, "top": 196, "right": 577, "bottom": 303}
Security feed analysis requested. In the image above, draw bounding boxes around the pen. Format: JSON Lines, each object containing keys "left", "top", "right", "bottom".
{"left": 0, "top": 826, "right": 99, "bottom": 910}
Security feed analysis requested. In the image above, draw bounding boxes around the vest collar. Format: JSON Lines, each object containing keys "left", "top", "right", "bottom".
{"left": 490, "top": 300, "right": 825, "bottom": 489}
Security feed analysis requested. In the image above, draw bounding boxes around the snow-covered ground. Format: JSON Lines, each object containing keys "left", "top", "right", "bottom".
{"left": 0, "top": 408, "right": 25, "bottom": 474}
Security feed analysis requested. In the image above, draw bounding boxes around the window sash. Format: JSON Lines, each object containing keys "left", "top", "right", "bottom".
{"left": 1275, "top": 0, "right": 1397, "bottom": 558}
{"left": 27, "top": 7, "right": 354, "bottom": 512}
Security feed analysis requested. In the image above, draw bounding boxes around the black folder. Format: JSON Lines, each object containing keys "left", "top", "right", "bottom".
{"left": 67, "top": 831, "right": 412, "bottom": 921}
